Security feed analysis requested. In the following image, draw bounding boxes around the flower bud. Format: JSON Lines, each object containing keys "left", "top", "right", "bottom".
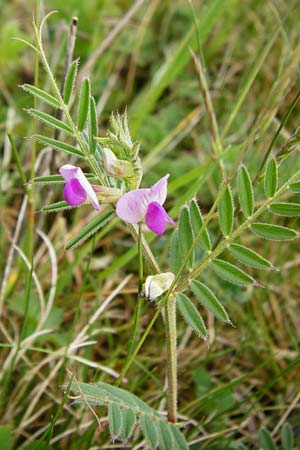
{"left": 102, "top": 148, "right": 134, "bottom": 178}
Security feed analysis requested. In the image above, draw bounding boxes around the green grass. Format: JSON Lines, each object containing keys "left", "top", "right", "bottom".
{"left": 1, "top": 0, "right": 300, "bottom": 448}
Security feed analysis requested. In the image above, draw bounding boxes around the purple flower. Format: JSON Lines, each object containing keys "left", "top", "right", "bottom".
{"left": 59, "top": 164, "right": 100, "bottom": 210}
{"left": 116, "top": 174, "right": 174, "bottom": 235}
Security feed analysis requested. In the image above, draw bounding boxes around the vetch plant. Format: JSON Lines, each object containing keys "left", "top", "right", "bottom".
{"left": 19, "top": 10, "right": 300, "bottom": 449}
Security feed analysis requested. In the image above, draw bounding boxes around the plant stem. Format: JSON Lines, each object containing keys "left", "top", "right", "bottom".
{"left": 165, "top": 294, "right": 177, "bottom": 422}
{"left": 116, "top": 224, "right": 144, "bottom": 386}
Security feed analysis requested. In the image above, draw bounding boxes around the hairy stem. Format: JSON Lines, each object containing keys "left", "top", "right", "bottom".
{"left": 116, "top": 226, "right": 144, "bottom": 385}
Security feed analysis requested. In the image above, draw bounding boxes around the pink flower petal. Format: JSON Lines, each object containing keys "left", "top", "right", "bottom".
{"left": 116, "top": 188, "right": 151, "bottom": 223}
{"left": 59, "top": 164, "right": 78, "bottom": 182}
{"left": 59, "top": 164, "right": 100, "bottom": 210}
{"left": 149, "top": 174, "right": 169, "bottom": 205}
{"left": 75, "top": 167, "right": 100, "bottom": 210}
{"left": 145, "top": 201, "right": 174, "bottom": 235}
{"left": 64, "top": 179, "right": 87, "bottom": 206}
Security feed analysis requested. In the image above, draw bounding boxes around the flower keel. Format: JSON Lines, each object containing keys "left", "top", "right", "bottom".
{"left": 145, "top": 202, "right": 174, "bottom": 235}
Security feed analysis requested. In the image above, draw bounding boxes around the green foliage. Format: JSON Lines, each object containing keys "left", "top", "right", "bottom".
{"left": 259, "top": 427, "right": 276, "bottom": 450}
{"left": 65, "top": 210, "right": 114, "bottom": 250}
{"left": 251, "top": 223, "right": 298, "bottom": 241}
{"left": 0, "top": 426, "right": 12, "bottom": 450}
{"left": 189, "top": 199, "right": 211, "bottom": 251}
{"left": 228, "top": 243, "right": 272, "bottom": 270}
{"left": 33, "top": 135, "right": 85, "bottom": 158}
{"left": 68, "top": 381, "right": 188, "bottom": 449}
{"left": 190, "top": 280, "right": 230, "bottom": 323}
{"left": 211, "top": 259, "right": 256, "bottom": 286}
{"left": 270, "top": 202, "right": 300, "bottom": 216}
{"left": 28, "top": 109, "right": 73, "bottom": 135}
{"left": 77, "top": 78, "right": 91, "bottom": 132}
{"left": 264, "top": 158, "right": 278, "bottom": 198}
{"left": 63, "top": 59, "right": 79, "bottom": 104}
{"left": 178, "top": 206, "right": 194, "bottom": 268}
{"left": 281, "top": 423, "right": 293, "bottom": 450}
{"left": 3, "top": 2, "right": 300, "bottom": 449}
{"left": 21, "top": 84, "right": 61, "bottom": 108}
{"left": 176, "top": 292, "right": 207, "bottom": 339}
{"left": 218, "top": 185, "right": 234, "bottom": 237}
{"left": 237, "top": 165, "right": 254, "bottom": 217}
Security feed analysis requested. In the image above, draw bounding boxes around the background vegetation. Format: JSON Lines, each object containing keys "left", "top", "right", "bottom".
{"left": 1, "top": 0, "right": 300, "bottom": 448}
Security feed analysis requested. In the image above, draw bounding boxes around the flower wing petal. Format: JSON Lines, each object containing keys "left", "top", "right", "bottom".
{"left": 149, "top": 174, "right": 169, "bottom": 205}
{"left": 75, "top": 167, "right": 100, "bottom": 210}
{"left": 116, "top": 188, "right": 151, "bottom": 223}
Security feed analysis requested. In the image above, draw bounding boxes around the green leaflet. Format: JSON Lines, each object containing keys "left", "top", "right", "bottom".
{"left": 229, "top": 243, "right": 272, "bottom": 270}
{"left": 42, "top": 201, "right": 74, "bottom": 213}
{"left": 158, "top": 421, "right": 174, "bottom": 450}
{"left": 89, "top": 96, "right": 98, "bottom": 154}
{"left": 66, "top": 211, "right": 114, "bottom": 250}
{"left": 0, "top": 425, "right": 12, "bottom": 450}
{"left": 140, "top": 414, "right": 159, "bottom": 449}
{"left": 281, "top": 423, "right": 293, "bottom": 450}
{"left": 237, "top": 165, "right": 254, "bottom": 217}
{"left": 289, "top": 181, "right": 300, "bottom": 192}
{"left": 176, "top": 293, "right": 207, "bottom": 339}
{"left": 189, "top": 199, "right": 211, "bottom": 251}
{"left": 259, "top": 427, "right": 276, "bottom": 450}
{"left": 251, "top": 223, "right": 298, "bottom": 241}
{"left": 270, "top": 202, "right": 300, "bottom": 217}
{"left": 169, "top": 229, "right": 182, "bottom": 274}
{"left": 21, "top": 83, "right": 61, "bottom": 108}
{"left": 33, "top": 173, "right": 95, "bottom": 184}
{"left": 190, "top": 280, "right": 230, "bottom": 322}
{"left": 108, "top": 403, "right": 123, "bottom": 440}
{"left": 64, "top": 59, "right": 79, "bottom": 104}
{"left": 178, "top": 206, "right": 194, "bottom": 269}
{"left": 77, "top": 78, "right": 90, "bottom": 131}
{"left": 211, "top": 258, "right": 255, "bottom": 286}
{"left": 121, "top": 407, "right": 136, "bottom": 440}
{"left": 264, "top": 158, "right": 278, "bottom": 198}
{"left": 27, "top": 109, "right": 73, "bottom": 135}
{"left": 22, "top": 440, "right": 53, "bottom": 450}
{"left": 169, "top": 424, "right": 189, "bottom": 450}
{"left": 218, "top": 185, "right": 234, "bottom": 237}
{"left": 33, "top": 135, "right": 84, "bottom": 158}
